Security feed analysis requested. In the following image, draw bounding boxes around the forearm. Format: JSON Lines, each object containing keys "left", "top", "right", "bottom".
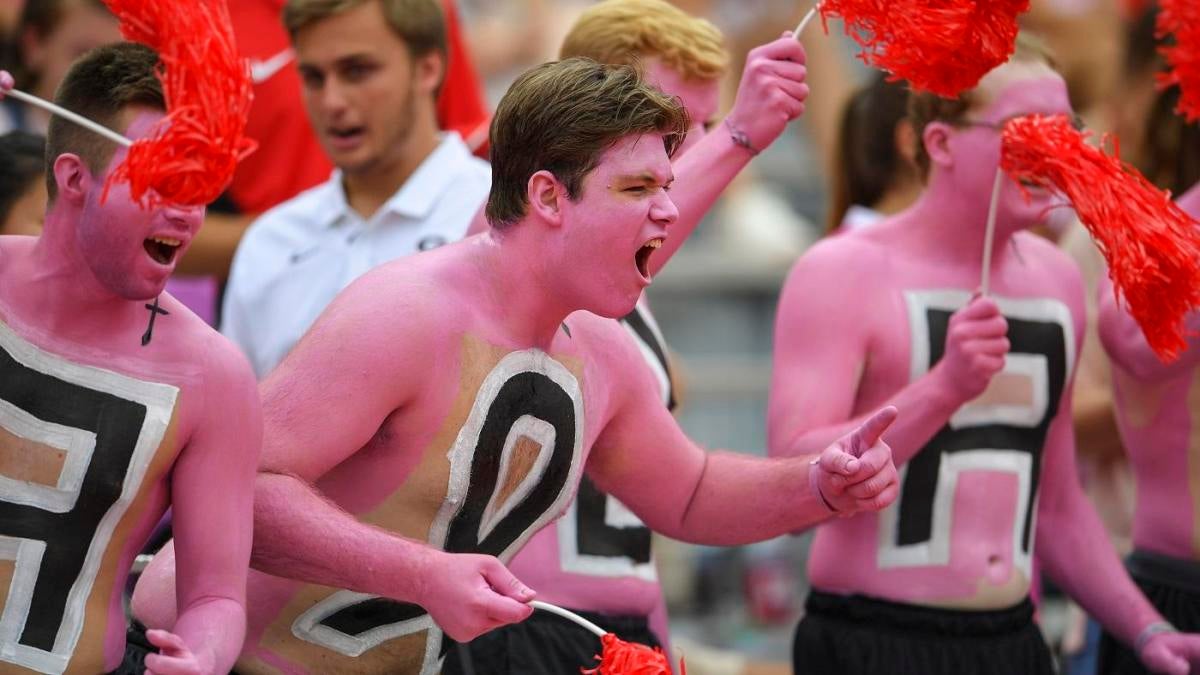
{"left": 665, "top": 452, "right": 832, "bottom": 544}
{"left": 651, "top": 130, "right": 753, "bottom": 276}
{"left": 776, "top": 372, "right": 959, "bottom": 466}
{"left": 171, "top": 596, "right": 245, "bottom": 674}
{"left": 1038, "top": 487, "right": 1162, "bottom": 646}
{"left": 251, "top": 472, "right": 437, "bottom": 600}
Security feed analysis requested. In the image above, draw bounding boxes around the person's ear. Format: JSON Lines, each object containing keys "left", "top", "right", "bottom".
{"left": 526, "top": 170, "right": 565, "bottom": 227}
{"left": 923, "top": 121, "right": 955, "bottom": 170}
{"left": 52, "top": 154, "right": 93, "bottom": 205}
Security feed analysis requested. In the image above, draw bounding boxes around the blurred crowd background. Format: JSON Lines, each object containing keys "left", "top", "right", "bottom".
{"left": 0, "top": 1, "right": 1187, "bottom": 673}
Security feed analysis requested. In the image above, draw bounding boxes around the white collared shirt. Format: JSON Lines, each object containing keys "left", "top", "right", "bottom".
{"left": 840, "top": 204, "right": 884, "bottom": 231}
{"left": 221, "top": 133, "right": 490, "bottom": 378}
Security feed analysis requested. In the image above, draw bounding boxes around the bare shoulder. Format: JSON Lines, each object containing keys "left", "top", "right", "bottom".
{"left": 566, "top": 311, "right": 644, "bottom": 368}
{"left": 564, "top": 310, "right": 664, "bottom": 415}
{"left": 315, "top": 253, "right": 457, "bottom": 347}
{"left": 1014, "top": 232, "right": 1086, "bottom": 298}
{"left": 1016, "top": 231, "right": 1080, "bottom": 269}
{"left": 264, "top": 246, "right": 471, "bottom": 403}
{"left": 782, "top": 231, "right": 890, "bottom": 300}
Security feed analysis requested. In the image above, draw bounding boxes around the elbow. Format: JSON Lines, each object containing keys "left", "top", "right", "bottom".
{"left": 178, "top": 593, "right": 245, "bottom": 619}
{"left": 765, "top": 416, "right": 800, "bottom": 459}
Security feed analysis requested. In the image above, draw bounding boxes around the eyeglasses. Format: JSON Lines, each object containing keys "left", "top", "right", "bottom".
{"left": 956, "top": 114, "right": 1086, "bottom": 132}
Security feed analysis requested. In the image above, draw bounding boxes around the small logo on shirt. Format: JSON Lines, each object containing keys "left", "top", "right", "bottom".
{"left": 417, "top": 235, "right": 448, "bottom": 251}
{"left": 249, "top": 49, "right": 295, "bottom": 84}
{"left": 290, "top": 246, "right": 320, "bottom": 264}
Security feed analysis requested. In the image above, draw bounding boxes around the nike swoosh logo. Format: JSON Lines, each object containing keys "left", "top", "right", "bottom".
{"left": 249, "top": 48, "right": 295, "bottom": 84}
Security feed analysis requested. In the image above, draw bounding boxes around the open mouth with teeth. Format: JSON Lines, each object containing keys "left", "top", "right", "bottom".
{"left": 143, "top": 236, "right": 182, "bottom": 265}
{"left": 635, "top": 238, "right": 663, "bottom": 280}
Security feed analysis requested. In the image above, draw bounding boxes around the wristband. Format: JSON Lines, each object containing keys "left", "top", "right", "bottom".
{"left": 1135, "top": 621, "right": 1177, "bottom": 654}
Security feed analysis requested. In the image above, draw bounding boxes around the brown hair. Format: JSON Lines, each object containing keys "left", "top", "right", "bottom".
{"left": 908, "top": 32, "right": 1056, "bottom": 175}
{"left": 283, "top": 0, "right": 446, "bottom": 62}
{"left": 486, "top": 57, "right": 690, "bottom": 229}
{"left": 44, "top": 42, "right": 164, "bottom": 201}
{"left": 827, "top": 73, "right": 912, "bottom": 232}
{"left": 560, "top": 0, "right": 728, "bottom": 82}
{"left": 1123, "top": 6, "right": 1200, "bottom": 194}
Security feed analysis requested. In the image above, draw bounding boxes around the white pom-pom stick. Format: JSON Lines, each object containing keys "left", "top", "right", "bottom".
{"left": 794, "top": 4, "right": 820, "bottom": 37}
{"left": 5, "top": 88, "right": 132, "bottom": 148}
{"left": 980, "top": 168, "right": 1005, "bottom": 296}
{"left": 530, "top": 600, "right": 606, "bottom": 638}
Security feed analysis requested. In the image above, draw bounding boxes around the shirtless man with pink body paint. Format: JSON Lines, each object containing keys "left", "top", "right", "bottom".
{"left": 769, "top": 40, "right": 1200, "bottom": 675}
{"left": 132, "top": 57, "right": 895, "bottom": 675}
{"left": 0, "top": 44, "right": 259, "bottom": 675}
{"left": 1094, "top": 182, "right": 1200, "bottom": 674}
{"left": 448, "top": 3, "right": 810, "bottom": 672}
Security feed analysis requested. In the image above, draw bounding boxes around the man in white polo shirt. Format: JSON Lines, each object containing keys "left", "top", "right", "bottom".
{"left": 222, "top": 0, "right": 490, "bottom": 377}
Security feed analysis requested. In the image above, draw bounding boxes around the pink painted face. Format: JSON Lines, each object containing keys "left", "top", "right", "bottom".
{"left": 944, "top": 64, "right": 1073, "bottom": 232}
{"left": 643, "top": 60, "right": 720, "bottom": 157}
{"left": 75, "top": 109, "right": 204, "bottom": 300}
{"left": 558, "top": 133, "right": 678, "bottom": 318}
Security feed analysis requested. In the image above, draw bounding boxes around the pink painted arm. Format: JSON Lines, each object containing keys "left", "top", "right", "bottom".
{"left": 767, "top": 242, "right": 1001, "bottom": 466}
{"left": 157, "top": 339, "right": 262, "bottom": 674}
{"left": 1037, "top": 278, "right": 1200, "bottom": 673}
{"left": 647, "top": 35, "right": 809, "bottom": 277}
{"left": 1034, "top": 385, "right": 1166, "bottom": 650}
{"left": 249, "top": 282, "right": 534, "bottom": 641}
{"left": 588, "top": 327, "right": 898, "bottom": 544}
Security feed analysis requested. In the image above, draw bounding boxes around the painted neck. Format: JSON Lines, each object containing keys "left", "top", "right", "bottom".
{"left": 900, "top": 169, "right": 1017, "bottom": 267}
{"left": 24, "top": 204, "right": 142, "bottom": 335}
{"left": 481, "top": 225, "right": 574, "bottom": 350}
{"left": 343, "top": 100, "right": 441, "bottom": 219}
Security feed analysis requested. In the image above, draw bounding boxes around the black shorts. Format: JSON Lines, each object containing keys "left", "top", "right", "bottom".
{"left": 1098, "top": 549, "right": 1200, "bottom": 675}
{"left": 792, "top": 589, "right": 1054, "bottom": 675}
{"left": 113, "top": 621, "right": 243, "bottom": 675}
{"left": 109, "top": 621, "right": 156, "bottom": 675}
{"left": 443, "top": 609, "right": 662, "bottom": 675}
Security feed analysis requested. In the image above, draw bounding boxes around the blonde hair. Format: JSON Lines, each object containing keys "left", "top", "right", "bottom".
{"left": 560, "top": 0, "right": 728, "bottom": 82}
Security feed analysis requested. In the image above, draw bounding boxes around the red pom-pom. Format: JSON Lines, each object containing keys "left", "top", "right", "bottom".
{"left": 818, "top": 0, "right": 1030, "bottom": 98}
{"left": 581, "top": 633, "right": 684, "bottom": 675}
{"left": 102, "top": 0, "right": 255, "bottom": 207}
{"left": 1156, "top": 0, "right": 1200, "bottom": 122}
{"left": 1001, "top": 114, "right": 1200, "bottom": 361}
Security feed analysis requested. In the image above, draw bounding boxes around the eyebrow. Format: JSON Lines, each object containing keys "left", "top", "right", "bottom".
{"left": 617, "top": 172, "right": 674, "bottom": 186}
{"left": 298, "top": 53, "right": 376, "bottom": 72}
